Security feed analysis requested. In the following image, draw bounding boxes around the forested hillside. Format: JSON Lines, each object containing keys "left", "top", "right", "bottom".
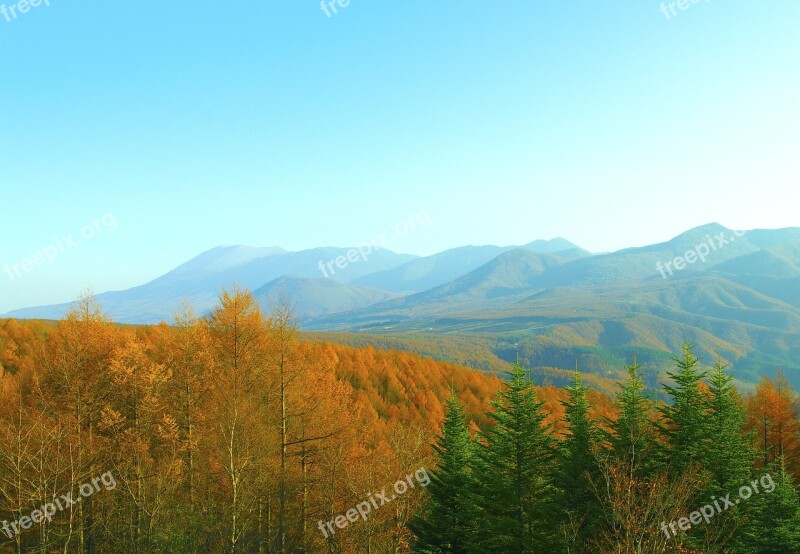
{"left": 2, "top": 292, "right": 800, "bottom": 552}
{"left": 413, "top": 355, "right": 800, "bottom": 553}
{"left": 0, "top": 291, "right": 501, "bottom": 553}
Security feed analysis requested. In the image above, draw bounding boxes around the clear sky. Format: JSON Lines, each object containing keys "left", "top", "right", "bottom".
{"left": 1, "top": 1, "right": 798, "bottom": 313}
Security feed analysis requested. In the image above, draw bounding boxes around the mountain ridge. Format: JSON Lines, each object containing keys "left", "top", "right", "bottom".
{"left": 5, "top": 225, "right": 800, "bottom": 388}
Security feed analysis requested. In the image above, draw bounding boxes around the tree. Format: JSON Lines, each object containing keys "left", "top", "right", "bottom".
{"left": 101, "top": 337, "right": 177, "bottom": 553}
{"left": 473, "top": 364, "right": 557, "bottom": 553}
{"left": 554, "top": 371, "right": 602, "bottom": 553}
{"left": 746, "top": 374, "right": 800, "bottom": 479}
{"left": 741, "top": 461, "right": 800, "bottom": 553}
{"left": 702, "top": 359, "right": 754, "bottom": 493}
{"left": 205, "top": 288, "right": 270, "bottom": 554}
{"left": 605, "top": 359, "right": 658, "bottom": 477}
{"left": 162, "top": 304, "right": 214, "bottom": 553}
{"left": 37, "top": 293, "right": 123, "bottom": 552}
{"left": 591, "top": 460, "right": 705, "bottom": 553}
{"left": 409, "top": 394, "right": 478, "bottom": 553}
{"left": 696, "top": 359, "right": 755, "bottom": 551}
{"left": 658, "top": 344, "right": 708, "bottom": 478}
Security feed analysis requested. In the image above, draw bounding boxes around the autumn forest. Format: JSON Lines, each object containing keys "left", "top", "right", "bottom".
{"left": 0, "top": 289, "right": 798, "bottom": 553}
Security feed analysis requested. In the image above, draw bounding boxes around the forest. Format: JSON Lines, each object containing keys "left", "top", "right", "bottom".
{"left": 1, "top": 289, "right": 799, "bottom": 553}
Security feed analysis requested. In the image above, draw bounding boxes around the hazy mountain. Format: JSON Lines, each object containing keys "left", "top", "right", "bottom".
{"left": 352, "top": 245, "right": 517, "bottom": 293}
{"left": 406, "top": 248, "right": 568, "bottom": 305}
{"left": 305, "top": 226, "right": 800, "bottom": 387}
{"left": 3, "top": 245, "right": 416, "bottom": 324}
{"left": 523, "top": 237, "right": 587, "bottom": 255}
{"left": 353, "top": 239, "right": 589, "bottom": 294}
{"left": 6, "top": 225, "right": 800, "bottom": 388}
{"left": 253, "top": 276, "right": 399, "bottom": 320}
{"left": 486, "top": 223, "right": 755, "bottom": 290}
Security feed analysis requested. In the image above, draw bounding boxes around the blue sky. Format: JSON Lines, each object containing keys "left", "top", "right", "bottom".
{"left": 1, "top": 1, "right": 798, "bottom": 312}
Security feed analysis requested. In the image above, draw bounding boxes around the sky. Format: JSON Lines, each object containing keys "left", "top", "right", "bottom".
{"left": 1, "top": 0, "right": 799, "bottom": 313}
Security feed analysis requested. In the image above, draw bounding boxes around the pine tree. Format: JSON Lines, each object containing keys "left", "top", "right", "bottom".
{"left": 742, "top": 461, "right": 800, "bottom": 553}
{"left": 697, "top": 359, "right": 755, "bottom": 550}
{"left": 409, "top": 393, "right": 478, "bottom": 553}
{"left": 702, "top": 359, "right": 754, "bottom": 493}
{"left": 473, "top": 364, "right": 557, "bottom": 553}
{"left": 554, "top": 370, "right": 602, "bottom": 553}
{"left": 659, "top": 344, "right": 708, "bottom": 477}
{"left": 605, "top": 359, "right": 659, "bottom": 477}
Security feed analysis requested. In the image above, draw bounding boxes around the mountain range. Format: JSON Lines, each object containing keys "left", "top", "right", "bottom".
{"left": 6, "top": 224, "right": 800, "bottom": 388}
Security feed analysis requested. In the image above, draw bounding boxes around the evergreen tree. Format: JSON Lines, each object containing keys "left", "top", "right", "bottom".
{"left": 474, "top": 364, "right": 558, "bottom": 553}
{"left": 656, "top": 345, "right": 710, "bottom": 553}
{"left": 409, "top": 393, "right": 478, "bottom": 554}
{"left": 659, "top": 344, "right": 708, "bottom": 477}
{"left": 702, "top": 359, "right": 755, "bottom": 494}
{"left": 554, "top": 370, "right": 602, "bottom": 553}
{"left": 698, "top": 359, "right": 756, "bottom": 549}
{"left": 742, "top": 461, "right": 800, "bottom": 553}
{"left": 605, "top": 359, "right": 659, "bottom": 476}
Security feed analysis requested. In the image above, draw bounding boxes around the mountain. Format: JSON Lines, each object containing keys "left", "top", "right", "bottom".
{"left": 4, "top": 238, "right": 588, "bottom": 324}
{"left": 253, "top": 276, "right": 399, "bottom": 320}
{"left": 317, "top": 227, "right": 748, "bottom": 325}
{"left": 305, "top": 225, "right": 800, "bottom": 388}
{"left": 352, "top": 245, "right": 517, "bottom": 293}
{"left": 6, "top": 224, "right": 800, "bottom": 389}
{"left": 524, "top": 237, "right": 588, "bottom": 255}
{"left": 3, "top": 245, "right": 416, "bottom": 324}
{"left": 405, "top": 248, "right": 570, "bottom": 307}
{"left": 352, "top": 240, "right": 590, "bottom": 294}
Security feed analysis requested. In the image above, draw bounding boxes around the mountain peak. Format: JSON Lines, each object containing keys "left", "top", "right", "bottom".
{"left": 163, "top": 245, "right": 287, "bottom": 279}
{"left": 524, "top": 237, "right": 583, "bottom": 253}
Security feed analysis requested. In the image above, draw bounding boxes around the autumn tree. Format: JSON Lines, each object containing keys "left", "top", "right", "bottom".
{"left": 101, "top": 337, "right": 178, "bottom": 553}
{"left": 36, "top": 293, "right": 123, "bottom": 552}
{"left": 746, "top": 373, "right": 800, "bottom": 479}
{"left": 205, "top": 288, "right": 271, "bottom": 554}
{"left": 157, "top": 303, "right": 214, "bottom": 552}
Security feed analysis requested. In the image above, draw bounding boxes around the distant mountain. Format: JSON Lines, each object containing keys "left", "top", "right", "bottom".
{"left": 353, "top": 240, "right": 590, "bottom": 294}
{"left": 157, "top": 245, "right": 287, "bottom": 282}
{"left": 306, "top": 226, "right": 800, "bottom": 388}
{"left": 4, "top": 238, "right": 589, "bottom": 324}
{"left": 7, "top": 225, "right": 800, "bottom": 390}
{"left": 253, "top": 276, "right": 399, "bottom": 320}
{"left": 716, "top": 241, "right": 800, "bottom": 310}
{"left": 352, "top": 245, "right": 517, "bottom": 293}
{"left": 523, "top": 237, "right": 587, "bottom": 255}
{"left": 405, "top": 248, "right": 569, "bottom": 307}
{"left": 517, "top": 223, "right": 757, "bottom": 289}
{"left": 4, "top": 245, "right": 416, "bottom": 324}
